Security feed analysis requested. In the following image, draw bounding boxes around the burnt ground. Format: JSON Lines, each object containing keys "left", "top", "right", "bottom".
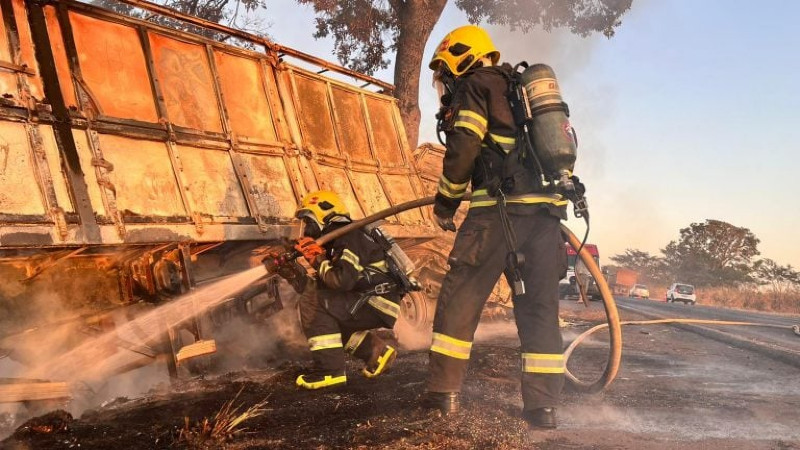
{"left": 3, "top": 301, "right": 800, "bottom": 450}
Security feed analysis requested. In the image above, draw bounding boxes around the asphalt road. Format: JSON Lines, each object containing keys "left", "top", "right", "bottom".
{"left": 614, "top": 296, "right": 800, "bottom": 366}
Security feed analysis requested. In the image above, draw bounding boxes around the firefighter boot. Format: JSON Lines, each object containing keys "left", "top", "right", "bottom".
{"left": 295, "top": 371, "right": 347, "bottom": 390}
{"left": 522, "top": 407, "right": 557, "bottom": 429}
{"left": 363, "top": 344, "right": 396, "bottom": 378}
{"left": 421, "top": 392, "right": 460, "bottom": 415}
{"left": 349, "top": 331, "right": 397, "bottom": 378}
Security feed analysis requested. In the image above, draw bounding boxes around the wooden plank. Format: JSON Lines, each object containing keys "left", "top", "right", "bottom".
{"left": 175, "top": 339, "right": 216, "bottom": 363}
{"left": 0, "top": 382, "right": 70, "bottom": 403}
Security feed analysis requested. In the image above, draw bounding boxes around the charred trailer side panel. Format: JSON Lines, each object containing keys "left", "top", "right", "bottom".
{"left": 0, "top": 0, "right": 437, "bottom": 383}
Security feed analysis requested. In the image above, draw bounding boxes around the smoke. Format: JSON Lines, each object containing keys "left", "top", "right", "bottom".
{"left": 394, "top": 319, "right": 432, "bottom": 352}
{"left": 0, "top": 268, "right": 317, "bottom": 439}
{"left": 209, "top": 284, "right": 309, "bottom": 372}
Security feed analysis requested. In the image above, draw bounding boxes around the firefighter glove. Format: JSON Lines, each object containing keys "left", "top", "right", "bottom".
{"left": 433, "top": 194, "right": 458, "bottom": 232}
{"left": 434, "top": 213, "right": 457, "bottom": 232}
{"left": 263, "top": 250, "right": 290, "bottom": 274}
{"left": 263, "top": 250, "right": 302, "bottom": 281}
{"left": 294, "top": 237, "right": 325, "bottom": 265}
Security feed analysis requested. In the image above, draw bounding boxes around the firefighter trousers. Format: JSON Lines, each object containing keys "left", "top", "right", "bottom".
{"left": 427, "top": 207, "right": 567, "bottom": 410}
{"left": 298, "top": 289, "right": 399, "bottom": 375}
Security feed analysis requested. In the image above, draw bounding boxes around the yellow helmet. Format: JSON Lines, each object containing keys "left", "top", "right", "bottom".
{"left": 295, "top": 190, "right": 349, "bottom": 228}
{"left": 429, "top": 25, "right": 500, "bottom": 77}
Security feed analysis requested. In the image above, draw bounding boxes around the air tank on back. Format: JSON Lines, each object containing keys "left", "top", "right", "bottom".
{"left": 519, "top": 64, "right": 577, "bottom": 185}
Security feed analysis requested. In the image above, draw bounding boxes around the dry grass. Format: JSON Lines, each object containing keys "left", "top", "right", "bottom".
{"left": 175, "top": 389, "right": 269, "bottom": 447}
{"left": 697, "top": 286, "right": 800, "bottom": 314}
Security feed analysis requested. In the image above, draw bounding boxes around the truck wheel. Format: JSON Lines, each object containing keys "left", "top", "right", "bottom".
{"left": 398, "top": 290, "right": 432, "bottom": 332}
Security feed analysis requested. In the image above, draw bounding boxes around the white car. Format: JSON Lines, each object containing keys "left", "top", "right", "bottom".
{"left": 629, "top": 284, "right": 649, "bottom": 299}
{"left": 666, "top": 283, "right": 696, "bottom": 305}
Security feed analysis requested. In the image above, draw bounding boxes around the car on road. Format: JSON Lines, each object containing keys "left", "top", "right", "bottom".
{"left": 629, "top": 284, "right": 650, "bottom": 299}
{"left": 666, "top": 283, "right": 697, "bottom": 304}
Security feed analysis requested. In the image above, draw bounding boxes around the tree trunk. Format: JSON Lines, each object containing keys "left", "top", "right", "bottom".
{"left": 393, "top": 0, "right": 447, "bottom": 150}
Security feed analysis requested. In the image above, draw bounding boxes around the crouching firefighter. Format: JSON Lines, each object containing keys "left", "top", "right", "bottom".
{"left": 265, "top": 190, "right": 417, "bottom": 390}
{"left": 422, "top": 25, "right": 588, "bottom": 429}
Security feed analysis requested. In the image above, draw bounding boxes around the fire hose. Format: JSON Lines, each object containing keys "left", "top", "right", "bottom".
{"left": 287, "top": 195, "right": 799, "bottom": 394}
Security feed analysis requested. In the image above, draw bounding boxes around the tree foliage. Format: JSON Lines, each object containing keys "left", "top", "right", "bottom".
{"left": 610, "top": 220, "right": 773, "bottom": 288}
{"left": 609, "top": 249, "right": 665, "bottom": 284}
{"left": 297, "top": 0, "right": 633, "bottom": 147}
{"left": 661, "top": 220, "right": 760, "bottom": 286}
{"left": 754, "top": 259, "right": 800, "bottom": 297}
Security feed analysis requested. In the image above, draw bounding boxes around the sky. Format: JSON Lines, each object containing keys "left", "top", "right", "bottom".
{"left": 264, "top": 0, "right": 800, "bottom": 268}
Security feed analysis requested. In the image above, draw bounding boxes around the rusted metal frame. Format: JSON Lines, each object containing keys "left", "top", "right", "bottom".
{"left": 258, "top": 59, "right": 294, "bottom": 153}
{"left": 204, "top": 43, "right": 267, "bottom": 232}
{"left": 389, "top": 98, "right": 414, "bottom": 171}
{"left": 85, "top": 127, "right": 127, "bottom": 237}
{"left": 171, "top": 132, "right": 229, "bottom": 151}
{"left": 358, "top": 90, "right": 397, "bottom": 217}
{"left": 274, "top": 66, "right": 317, "bottom": 200}
{"left": 268, "top": 65, "right": 307, "bottom": 203}
{"left": 1, "top": 0, "right": 28, "bottom": 109}
{"left": 62, "top": 0, "right": 391, "bottom": 94}
{"left": 25, "top": 124, "right": 69, "bottom": 239}
{"left": 231, "top": 141, "right": 286, "bottom": 157}
{"left": 284, "top": 67, "right": 324, "bottom": 186}
{"left": 50, "top": 2, "right": 129, "bottom": 238}
{"left": 235, "top": 135, "right": 281, "bottom": 148}
{"left": 59, "top": 0, "right": 269, "bottom": 70}
{"left": 288, "top": 62, "right": 394, "bottom": 102}
{"left": 136, "top": 25, "right": 200, "bottom": 232}
{"left": 0, "top": 59, "right": 33, "bottom": 75}
{"left": 325, "top": 81, "right": 371, "bottom": 217}
{"left": 88, "top": 119, "right": 169, "bottom": 142}
{"left": 3, "top": 0, "right": 69, "bottom": 237}
{"left": 170, "top": 123, "right": 226, "bottom": 140}
{"left": 93, "top": 115, "right": 166, "bottom": 132}
{"left": 0, "top": 213, "right": 51, "bottom": 223}
{"left": 21, "top": 245, "right": 86, "bottom": 281}
{"left": 25, "top": 0, "right": 100, "bottom": 242}
{"left": 0, "top": 103, "right": 28, "bottom": 119}
{"left": 275, "top": 45, "right": 392, "bottom": 94}
{"left": 255, "top": 58, "right": 282, "bottom": 145}
{"left": 120, "top": 214, "right": 193, "bottom": 224}
{"left": 77, "top": 0, "right": 393, "bottom": 92}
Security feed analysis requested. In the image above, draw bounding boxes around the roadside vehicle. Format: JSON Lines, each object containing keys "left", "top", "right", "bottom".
{"left": 666, "top": 283, "right": 697, "bottom": 305}
{"left": 606, "top": 267, "right": 637, "bottom": 296}
{"left": 629, "top": 284, "right": 650, "bottom": 299}
{"left": 559, "top": 244, "right": 601, "bottom": 301}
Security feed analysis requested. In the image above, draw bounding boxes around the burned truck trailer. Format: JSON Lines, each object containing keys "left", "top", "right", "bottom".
{"left": 0, "top": 0, "right": 439, "bottom": 381}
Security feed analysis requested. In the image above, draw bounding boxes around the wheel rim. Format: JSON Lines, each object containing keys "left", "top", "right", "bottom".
{"left": 400, "top": 291, "right": 429, "bottom": 331}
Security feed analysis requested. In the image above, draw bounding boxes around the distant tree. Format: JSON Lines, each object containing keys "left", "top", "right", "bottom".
{"left": 661, "top": 220, "right": 760, "bottom": 287}
{"left": 754, "top": 259, "right": 800, "bottom": 298}
{"left": 296, "top": 0, "right": 634, "bottom": 148}
{"left": 610, "top": 249, "right": 667, "bottom": 285}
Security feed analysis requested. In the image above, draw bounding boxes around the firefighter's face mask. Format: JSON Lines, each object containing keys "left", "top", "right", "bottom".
{"left": 298, "top": 214, "right": 322, "bottom": 239}
{"left": 432, "top": 65, "right": 456, "bottom": 108}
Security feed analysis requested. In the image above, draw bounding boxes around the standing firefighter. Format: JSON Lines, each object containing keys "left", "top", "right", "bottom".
{"left": 267, "top": 190, "right": 401, "bottom": 389}
{"left": 423, "top": 25, "right": 577, "bottom": 429}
